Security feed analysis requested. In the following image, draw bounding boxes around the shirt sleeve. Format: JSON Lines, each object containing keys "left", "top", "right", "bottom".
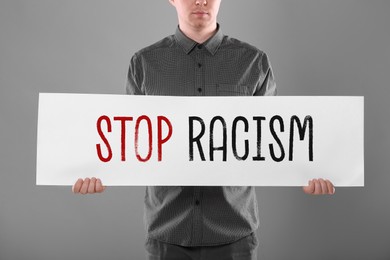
{"left": 126, "top": 54, "right": 145, "bottom": 95}
{"left": 254, "top": 52, "right": 277, "bottom": 96}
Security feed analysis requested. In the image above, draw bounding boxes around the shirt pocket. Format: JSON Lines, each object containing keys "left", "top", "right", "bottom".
{"left": 216, "top": 84, "right": 250, "bottom": 96}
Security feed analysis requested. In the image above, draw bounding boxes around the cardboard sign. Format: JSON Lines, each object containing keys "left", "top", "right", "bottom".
{"left": 36, "top": 93, "right": 364, "bottom": 186}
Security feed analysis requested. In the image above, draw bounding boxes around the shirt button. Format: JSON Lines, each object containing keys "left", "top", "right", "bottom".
{"left": 197, "top": 44, "right": 203, "bottom": 49}
{"left": 197, "top": 63, "right": 202, "bottom": 68}
{"left": 197, "top": 88, "right": 202, "bottom": 93}
{"left": 195, "top": 200, "right": 200, "bottom": 205}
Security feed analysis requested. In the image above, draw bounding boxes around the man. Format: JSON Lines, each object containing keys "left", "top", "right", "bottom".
{"left": 73, "top": 0, "right": 335, "bottom": 259}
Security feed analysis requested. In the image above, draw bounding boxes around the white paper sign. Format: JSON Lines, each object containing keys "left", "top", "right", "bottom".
{"left": 36, "top": 93, "right": 364, "bottom": 186}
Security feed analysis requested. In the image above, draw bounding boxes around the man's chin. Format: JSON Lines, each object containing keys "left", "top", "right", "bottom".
{"left": 191, "top": 21, "right": 211, "bottom": 29}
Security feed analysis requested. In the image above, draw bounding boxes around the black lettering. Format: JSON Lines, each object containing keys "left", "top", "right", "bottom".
{"left": 189, "top": 116, "right": 206, "bottom": 161}
{"left": 289, "top": 115, "right": 313, "bottom": 161}
{"left": 252, "top": 116, "right": 266, "bottom": 161}
{"left": 269, "top": 115, "right": 285, "bottom": 162}
{"left": 210, "top": 116, "right": 227, "bottom": 161}
{"left": 232, "top": 116, "right": 249, "bottom": 160}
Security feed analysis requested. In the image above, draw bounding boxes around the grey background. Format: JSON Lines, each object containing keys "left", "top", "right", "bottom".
{"left": 0, "top": 0, "right": 389, "bottom": 259}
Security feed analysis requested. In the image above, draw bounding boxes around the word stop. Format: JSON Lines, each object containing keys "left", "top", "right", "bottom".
{"left": 96, "top": 115, "right": 173, "bottom": 162}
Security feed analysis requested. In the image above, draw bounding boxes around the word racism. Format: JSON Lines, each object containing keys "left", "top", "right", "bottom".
{"left": 96, "top": 115, "right": 313, "bottom": 163}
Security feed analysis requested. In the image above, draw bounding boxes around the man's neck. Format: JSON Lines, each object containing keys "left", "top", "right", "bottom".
{"left": 179, "top": 23, "right": 218, "bottom": 44}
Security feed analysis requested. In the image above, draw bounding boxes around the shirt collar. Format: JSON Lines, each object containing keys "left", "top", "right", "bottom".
{"left": 174, "top": 24, "right": 224, "bottom": 56}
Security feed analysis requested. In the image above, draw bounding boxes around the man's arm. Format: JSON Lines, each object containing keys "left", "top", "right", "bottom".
{"left": 72, "top": 54, "right": 144, "bottom": 195}
{"left": 126, "top": 53, "right": 144, "bottom": 95}
{"left": 256, "top": 52, "right": 335, "bottom": 195}
{"left": 254, "top": 52, "right": 277, "bottom": 96}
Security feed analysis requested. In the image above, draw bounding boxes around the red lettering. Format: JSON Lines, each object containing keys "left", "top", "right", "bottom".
{"left": 157, "top": 116, "right": 173, "bottom": 161}
{"left": 134, "top": 115, "right": 153, "bottom": 162}
{"left": 96, "top": 115, "right": 113, "bottom": 162}
{"left": 96, "top": 115, "right": 173, "bottom": 162}
{"left": 113, "top": 117, "right": 133, "bottom": 161}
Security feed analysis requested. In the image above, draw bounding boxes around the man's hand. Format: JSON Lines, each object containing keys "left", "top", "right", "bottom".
{"left": 302, "top": 178, "right": 335, "bottom": 195}
{"left": 72, "top": 177, "right": 106, "bottom": 194}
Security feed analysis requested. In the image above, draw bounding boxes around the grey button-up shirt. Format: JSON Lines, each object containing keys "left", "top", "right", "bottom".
{"left": 126, "top": 25, "right": 276, "bottom": 246}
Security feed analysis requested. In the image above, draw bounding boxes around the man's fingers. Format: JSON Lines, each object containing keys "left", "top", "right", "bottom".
{"left": 88, "top": 178, "right": 97, "bottom": 193}
{"left": 73, "top": 177, "right": 106, "bottom": 195}
{"left": 80, "top": 178, "right": 90, "bottom": 195}
{"left": 303, "top": 178, "right": 335, "bottom": 195}
{"left": 302, "top": 180, "right": 315, "bottom": 194}
{"left": 95, "top": 178, "right": 106, "bottom": 193}
{"left": 326, "top": 179, "right": 335, "bottom": 194}
{"left": 319, "top": 178, "right": 328, "bottom": 194}
{"left": 72, "top": 178, "right": 83, "bottom": 194}
{"left": 313, "top": 179, "right": 322, "bottom": 195}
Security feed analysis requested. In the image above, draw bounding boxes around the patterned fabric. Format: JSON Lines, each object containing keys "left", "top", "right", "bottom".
{"left": 126, "top": 25, "right": 277, "bottom": 246}
{"left": 145, "top": 232, "right": 259, "bottom": 260}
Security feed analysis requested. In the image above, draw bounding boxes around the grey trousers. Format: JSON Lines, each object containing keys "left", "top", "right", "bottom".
{"left": 145, "top": 232, "right": 259, "bottom": 260}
